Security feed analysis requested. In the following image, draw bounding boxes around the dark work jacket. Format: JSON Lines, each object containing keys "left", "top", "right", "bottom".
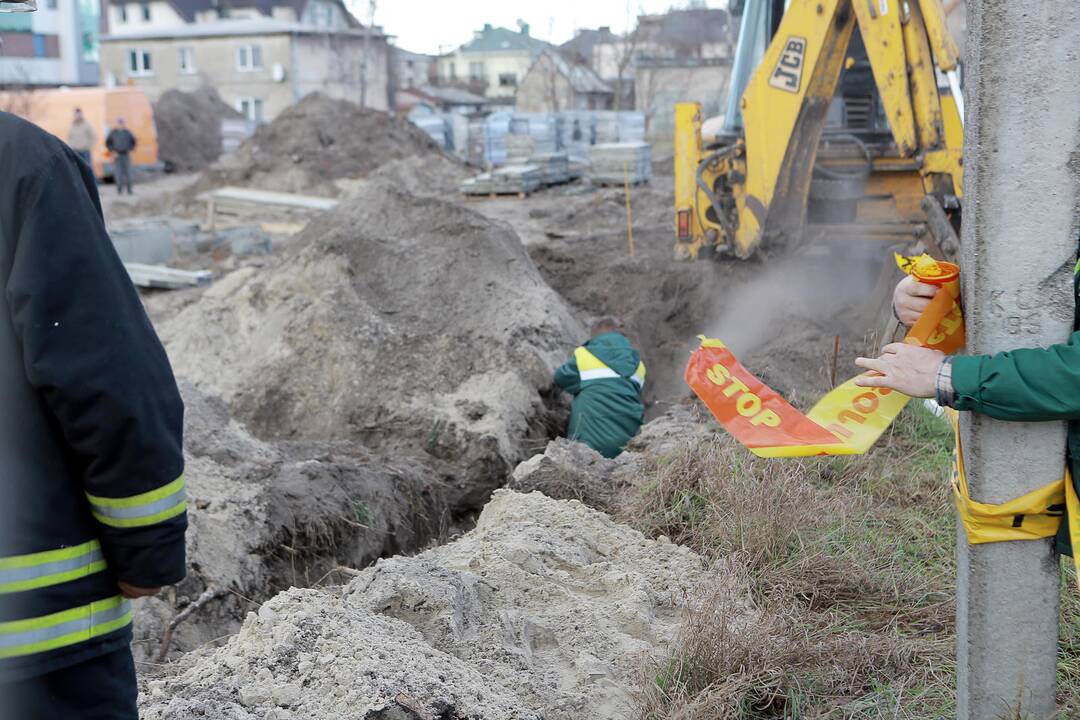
{"left": 104, "top": 128, "right": 136, "bottom": 155}
{"left": 555, "top": 332, "right": 645, "bottom": 458}
{"left": 0, "top": 112, "right": 186, "bottom": 682}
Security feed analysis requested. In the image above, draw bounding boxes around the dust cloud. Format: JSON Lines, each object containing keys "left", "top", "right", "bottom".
{"left": 704, "top": 249, "right": 887, "bottom": 401}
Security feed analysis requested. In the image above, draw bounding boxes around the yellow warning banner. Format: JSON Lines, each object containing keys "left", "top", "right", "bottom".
{"left": 686, "top": 255, "right": 963, "bottom": 457}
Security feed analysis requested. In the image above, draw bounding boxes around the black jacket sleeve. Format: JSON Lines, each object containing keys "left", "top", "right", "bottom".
{"left": 6, "top": 148, "right": 187, "bottom": 588}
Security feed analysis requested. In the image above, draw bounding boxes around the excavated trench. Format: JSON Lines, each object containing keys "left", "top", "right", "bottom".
{"left": 135, "top": 168, "right": 891, "bottom": 669}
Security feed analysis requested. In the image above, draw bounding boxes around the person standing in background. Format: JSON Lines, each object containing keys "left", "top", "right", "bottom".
{"left": 105, "top": 117, "right": 137, "bottom": 195}
{"left": 66, "top": 107, "right": 96, "bottom": 168}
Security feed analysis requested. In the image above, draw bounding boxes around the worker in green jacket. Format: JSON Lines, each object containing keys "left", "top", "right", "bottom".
{"left": 854, "top": 248, "right": 1080, "bottom": 554}
{"left": 555, "top": 318, "right": 646, "bottom": 458}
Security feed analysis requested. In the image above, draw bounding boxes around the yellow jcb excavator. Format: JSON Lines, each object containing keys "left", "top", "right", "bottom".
{"left": 674, "top": 0, "right": 964, "bottom": 260}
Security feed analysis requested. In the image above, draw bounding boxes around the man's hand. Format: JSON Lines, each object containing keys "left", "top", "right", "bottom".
{"left": 118, "top": 581, "right": 161, "bottom": 599}
{"left": 854, "top": 343, "right": 945, "bottom": 398}
{"left": 894, "top": 275, "right": 939, "bottom": 326}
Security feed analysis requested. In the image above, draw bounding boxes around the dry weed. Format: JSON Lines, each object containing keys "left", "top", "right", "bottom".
{"left": 629, "top": 404, "right": 957, "bottom": 719}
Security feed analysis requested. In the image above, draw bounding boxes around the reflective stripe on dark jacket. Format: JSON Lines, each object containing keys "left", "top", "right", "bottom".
{"left": 554, "top": 331, "right": 645, "bottom": 458}
{"left": 0, "top": 112, "right": 186, "bottom": 682}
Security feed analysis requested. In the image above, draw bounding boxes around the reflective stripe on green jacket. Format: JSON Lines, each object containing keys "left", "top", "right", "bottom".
{"left": 554, "top": 332, "right": 645, "bottom": 458}
{"left": 950, "top": 245, "right": 1080, "bottom": 555}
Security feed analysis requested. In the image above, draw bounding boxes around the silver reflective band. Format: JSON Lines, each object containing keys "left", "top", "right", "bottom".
{"left": 91, "top": 485, "right": 187, "bottom": 521}
{"left": 631, "top": 374, "right": 644, "bottom": 387}
{"left": 580, "top": 368, "right": 620, "bottom": 381}
{"left": 0, "top": 548, "right": 104, "bottom": 588}
{"left": 0, "top": 598, "right": 131, "bottom": 651}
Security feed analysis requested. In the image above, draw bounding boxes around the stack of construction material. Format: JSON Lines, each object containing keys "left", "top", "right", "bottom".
{"left": 492, "top": 164, "right": 543, "bottom": 195}
{"left": 459, "top": 173, "right": 493, "bottom": 195}
{"left": 528, "top": 152, "right": 570, "bottom": 185}
{"left": 588, "top": 142, "right": 652, "bottom": 185}
{"left": 410, "top": 114, "right": 451, "bottom": 150}
{"left": 461, "top": 165, "right": 544, "bottom": 196}
{"left": 505, "top": 134, "right": 536, "bottom": 164}
{"left": 558, "top": 112, "right": 593, "bottom": 161}
{"left": 466, "top": 112, "right": 512, "bottom": 167}
{"left": 593, "top": 111, "right": 620, "bottom": 144}
{"left": 617, "top": 112, "right": 647, "bottom": 142}
{"left": 510, "top": 113, "right": 558, "bottom": 155}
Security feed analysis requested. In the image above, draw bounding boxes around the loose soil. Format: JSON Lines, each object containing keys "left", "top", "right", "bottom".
{"left": 190, "top": 93, "right": 446, "bottom": 197}
{"left": 154, "top": 87, "right": 243, "bottom": 173}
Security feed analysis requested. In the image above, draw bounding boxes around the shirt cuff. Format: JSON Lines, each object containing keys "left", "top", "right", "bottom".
{"left": 935, "top": 356, "right": 956, "bottom": 407}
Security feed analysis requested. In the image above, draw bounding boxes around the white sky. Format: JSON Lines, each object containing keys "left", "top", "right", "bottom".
{"left": 365, "top": 1, "right": 712, "bottom": 56}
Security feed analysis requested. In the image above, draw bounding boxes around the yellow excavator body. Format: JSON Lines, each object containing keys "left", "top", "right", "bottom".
{"left": 675, "top": 0, "right": 964, "bottom": 260}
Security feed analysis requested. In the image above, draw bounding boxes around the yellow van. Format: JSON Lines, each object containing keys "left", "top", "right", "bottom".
{"left": 1, "top": 86, "right": 159, "bottom": 180}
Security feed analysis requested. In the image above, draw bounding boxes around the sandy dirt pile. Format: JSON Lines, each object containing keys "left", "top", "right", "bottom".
{"left": 335, "top": 152, "right": 468, "bottom": 198}
{"left": 509, "top": 404, "right": 720, "bottom": 512}
{"left": 141, "top": 490, "right": 728, "bottom": 720}
{"left": 154, "top": 181, "right": 582, "bottom": 506}
{"left": 154, "top": 87, "right": 243, "bottom": 172}
{"left": 508, "top": 438, "right": 642, "bottom": 511}
{"left": 133, "top": 383, "right": 452, "bottom": 663}
{"left": 193, "top": 93, "right": 444, "bottom": 196}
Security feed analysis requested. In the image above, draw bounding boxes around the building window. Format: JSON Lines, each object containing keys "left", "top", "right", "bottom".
{"left": 127, "top": 48, "right": 152, "bottom": 75}
{"left": 498, "top": 73, "right": 517, "bottom": 87}
{"left": 140, "top": 2, "right": 150, "bottom": 20}
{"left": 237, "top": 97, "right": 264, "bottom": 123}
{"left": 178, "top": 46, "right": 195, "bottom": 73}
{"left": 32, "top": 34, "right": 46, "bottom": 57}
{"left": 447, "top": 62, "right": 455, "bottom": 80}
{"left": 45, "top": 0, "right": 57, "bottom": 9}
{"left": 118, "top": 4, "right": 127, "bottom": 22}
{"left": 236, "top": 44, "right": 263, "bottom": 72}
{"left": 468, "top": 61, "right": 484, "bottom": 80}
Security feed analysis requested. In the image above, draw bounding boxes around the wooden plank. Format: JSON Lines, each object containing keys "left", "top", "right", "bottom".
{"left": 198, "top": 186, "right": 339, "bottom": 211}
{"left": 124, "top": 263, "right": 212, "bottom": 290}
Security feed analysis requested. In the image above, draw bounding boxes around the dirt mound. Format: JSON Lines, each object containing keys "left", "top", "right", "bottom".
{"left": 193, "top": 93, "right": 444, "bottom": 196}
{"left": 509, "top": 438, "right": 641, "bottom": 511}
{"left": 132, "top": 383, "right": 452, "bottom": 663}
{"left": 154, "top": 87, "right": 242, "bottom": 173}
{"left": 141, "top": 490, "right": 729, "bottom": 720}
{"left": 335, "top": 153, "right": 469, "bottom": 198}
{"left": 154, "top": 181, "right": 582, "bottom": 507}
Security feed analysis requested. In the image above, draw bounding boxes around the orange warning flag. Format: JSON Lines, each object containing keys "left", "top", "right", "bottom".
{"left": 686, "top": 255, "right": 963, "bottom": 457}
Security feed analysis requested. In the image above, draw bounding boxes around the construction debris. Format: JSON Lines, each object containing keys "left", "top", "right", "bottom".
{"left": 139, "top": 489, "right": 729, "bottom": 720}
{"left": 124, "top": 263, "right": 212, "bottom": 289}
{"left": 154, "top": 87, "right": 244, "bottom": 173}
{"left": 588, "top": 142, "right": 652, "bottom": 185}
{"left": 191, "top": 93, "right": 445, "bottom": 197}
{"left": 199, "top": 186, "right": 339, "bottom": 228}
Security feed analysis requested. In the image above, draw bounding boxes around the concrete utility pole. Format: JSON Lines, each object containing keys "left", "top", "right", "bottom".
{"left": 957, "top": 2, "right": 1080, "bottom": 718}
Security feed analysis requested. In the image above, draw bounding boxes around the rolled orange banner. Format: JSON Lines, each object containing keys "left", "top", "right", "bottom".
{"left": 686, "top": 254, "right": 964, "bottom": 457}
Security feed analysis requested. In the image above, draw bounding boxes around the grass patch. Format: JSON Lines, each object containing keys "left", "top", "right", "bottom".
{"left": 628, "top": 402, "right": 957, "bottom": 719}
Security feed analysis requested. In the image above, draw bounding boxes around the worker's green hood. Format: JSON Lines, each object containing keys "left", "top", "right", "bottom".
{"left": 584, "top": 332, "right": 641, "bottom": 377}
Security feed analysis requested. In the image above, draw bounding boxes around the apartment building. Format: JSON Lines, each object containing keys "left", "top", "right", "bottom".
{"left": 98, "top": 0, "right": 389, "bottom": 121}
{"left": 0, "top": 0, "right": 99, "bottom": 86}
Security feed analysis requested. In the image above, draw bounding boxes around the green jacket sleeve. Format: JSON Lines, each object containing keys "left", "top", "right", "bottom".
{"left": 951, "top": 330, "right": 1080, "bottom": 421}
{"left": 554, "top": 355, "right": 581, "bottom": 395}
